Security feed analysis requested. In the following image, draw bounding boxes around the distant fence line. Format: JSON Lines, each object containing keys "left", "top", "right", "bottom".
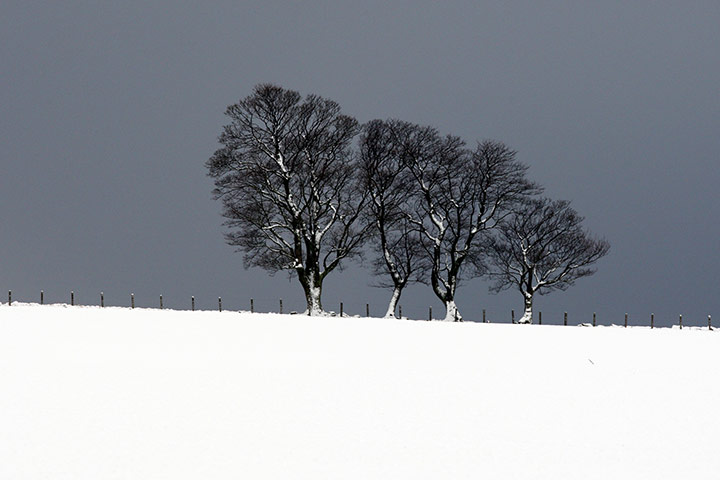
{"left": 2, "top": 289, "right": 714, "bottom": 330}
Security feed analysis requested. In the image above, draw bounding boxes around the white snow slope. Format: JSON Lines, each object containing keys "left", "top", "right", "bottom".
{"left": 1, "top": 303, "right": 719, "bottom": 479}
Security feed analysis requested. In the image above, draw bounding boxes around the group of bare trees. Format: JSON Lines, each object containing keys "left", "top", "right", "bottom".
{"left": 207, "top": 84, "right": 609, "bottom": 322}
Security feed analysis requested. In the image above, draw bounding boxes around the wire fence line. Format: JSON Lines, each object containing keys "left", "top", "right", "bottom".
{"left": 1, "top": 289, "right": 714, "bottom": 330}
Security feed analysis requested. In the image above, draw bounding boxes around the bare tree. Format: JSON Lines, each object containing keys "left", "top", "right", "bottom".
{"left": 400, "top": 125, "right": 539, "bottom": 321}
{"left": 485, "top": 198, "right": 610, "bottom": 323}
{"left": 358, "top": 120, "right": 424, "bottom": 318}
{"left": 206, "top": 84, "right": 369, "bottom": 316}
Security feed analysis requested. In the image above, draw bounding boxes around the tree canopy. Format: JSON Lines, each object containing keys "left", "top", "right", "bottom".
{"left": 207, "top": 84, "right": 369, "bottom": 315}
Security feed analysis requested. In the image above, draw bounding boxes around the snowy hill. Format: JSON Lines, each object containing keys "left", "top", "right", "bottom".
{"left": 1, "top": 304, "right": 719, "bottom": 479}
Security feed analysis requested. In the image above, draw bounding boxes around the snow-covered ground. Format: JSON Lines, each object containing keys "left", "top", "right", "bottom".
{"left": 1, "top": 303, "right": 719, "bottom": 479}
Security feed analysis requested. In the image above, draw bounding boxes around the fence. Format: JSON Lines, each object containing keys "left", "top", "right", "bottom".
{"left": 2, "top": 290, "right": 714, "bottom": 330}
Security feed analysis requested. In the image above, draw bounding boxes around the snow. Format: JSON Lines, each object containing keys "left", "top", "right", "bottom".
{"left": 2, "top": 303, "right": 719, "bottom": 479}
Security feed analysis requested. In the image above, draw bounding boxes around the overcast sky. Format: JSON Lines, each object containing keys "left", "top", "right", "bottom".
{"left": 1, "top": 1, "right": 718, "bottom": 325}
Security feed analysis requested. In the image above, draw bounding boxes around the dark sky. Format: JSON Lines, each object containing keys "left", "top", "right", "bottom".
{"left": 2, "top": 1, "right": 718, "bottom": 326}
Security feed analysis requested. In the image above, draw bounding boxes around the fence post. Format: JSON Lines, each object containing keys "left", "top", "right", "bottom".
{"left": 539, "top": 311, "right": 542, "bottom": 325}
{"left": 679, "top": 314, "right": 682, "bottom": 329}
{"left": 131, "top": 293, "right": 135, "bottom": 309}
{"left": 564, "top": 312, "right": 567, "bottom": 326}
{"left": 250, "top": 298, "right": 254, "bottom": 313}
{"left": 101, "top": 292, "right": 104, "bottom": 308}
{"left": 709, "top": 315, "right": 712, "bottom": 330}
{"left": 219, "top": 297, "right": 222, "bottom": 312}
{"left": 160, "top": 295, "right": 163, "bottom": 309}
{"left": 71, "top": 291, "right": 74, "bottom": 306}
{"left": 512, "top": 310, "right": 515, "bottom": 324}
{"left": 8, "top": 290, "right": 11, "bottom": 306}
{"left": 593, "top": 312, "right": 596, "bottom": 327}
{"left": 483, "top": 309, "right": 487, "bottom": 323}
{"left": 624, "top": 313, "right": 628, "bottom": 328}
{"left": 651, "top": 313, "right": 654, "bottom": 329}
{"left": 41, "top": 290, "right": 44, "bottom": 305}
{"left": 340, "top": 302, "right": 343, "bottom": 317}
{"left": 192, "top": 296, "right": 195, "bottom": 311}
{"left": 366, "top": 303, "right": 369, "bottom": 317}
{"left": 279, "top": 299, "right": 282, "bottom": 314}
{"left": 428, "top": 306, "right": 432, "bottom": 321}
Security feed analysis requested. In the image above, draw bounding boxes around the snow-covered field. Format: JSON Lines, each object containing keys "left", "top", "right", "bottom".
{"left": 1, "top": 303, "right": 719, "bottom": 479}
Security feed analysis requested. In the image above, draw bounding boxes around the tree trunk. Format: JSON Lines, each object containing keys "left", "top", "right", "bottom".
{"left": 519, "top": 294, "right": 533, "bottom": 324}
{"left": 300, "top": 273, "right": 324, "bottom": 316}
{"left": 430, "top": 263, "right": 462, "bottom": 322}
{"left": 442, "top": 299, "right": 462, "bottom": 322}
{"left": 304, "top": 285, "right": 323, "bottom": 316}
{"left": 384, "top": 285, "right": 403, "bottom": 318}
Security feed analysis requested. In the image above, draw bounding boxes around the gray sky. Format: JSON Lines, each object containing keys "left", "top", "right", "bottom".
{"left": 1, "top": 1, "right": 718, "bottom": 326}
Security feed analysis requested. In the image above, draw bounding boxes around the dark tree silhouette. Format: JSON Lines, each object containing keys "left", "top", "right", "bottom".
{"left": 398, "top": 123, "right": 539, "bottom": 321}
{"left": 485, "top": 198, "right": 610, "bottom": 323}
{"left": 207, "top": 84, "right": 369, "bottom": 315}
{"left": 358, "top": 120, "right": 424, "bottom": 318}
